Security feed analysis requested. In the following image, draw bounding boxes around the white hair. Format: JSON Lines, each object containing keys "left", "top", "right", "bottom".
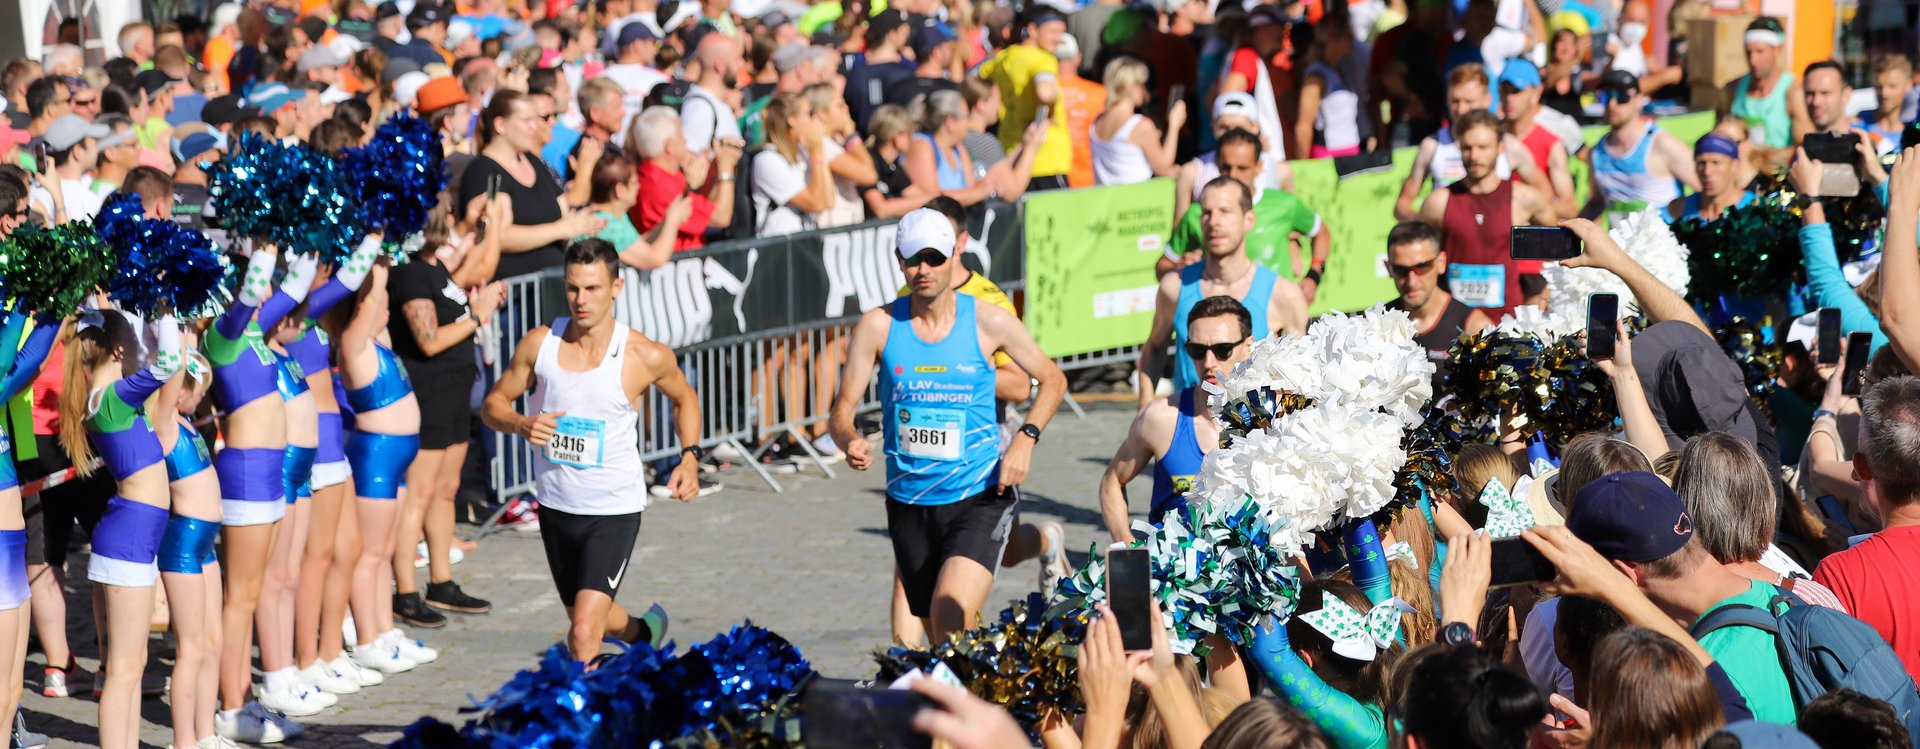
{"left": 41, "top": 45, "right": 83, "bottom": 76}
{"left": 633, "top": 106, "right": 682, "bottom": 158}
{"left": 210, "top": 3, "right": 243, "bottom": 37}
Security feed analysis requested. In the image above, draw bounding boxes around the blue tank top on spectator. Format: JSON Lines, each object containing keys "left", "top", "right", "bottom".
{"left": 1149, "top": 388, "right": 1207, "bottom": 524}
{"left": 1172, "top": 263, "right": 1275, "bottom": 392}
{"left": 878, "top": 295, "right": 999, "bottom": 506}
{"left": 914, "top": 133, "right": 970, "bottom": 191}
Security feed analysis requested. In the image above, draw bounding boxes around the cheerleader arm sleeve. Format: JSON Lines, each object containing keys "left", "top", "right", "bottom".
{"left": 216, "top": 246, "right": 278, "bottom": 341}
{"left": 113, "top": 316, "right": 181, "bottom": 405}
{"left": 1342, "top": 519, "right": 1393, "bottom": 606}
{"left": 257, "top": 252, "right": 319, "bottom": 331}
{"left": 0, "top": 312, "right": 61, "bottom": 403}
{"left": 1247, "top": 619, "right": 1388, "bottom": 749}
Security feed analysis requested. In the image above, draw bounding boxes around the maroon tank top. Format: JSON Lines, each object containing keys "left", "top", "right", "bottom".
{"left": 1440, "top": 179, "right": 1522, "bottom": 319}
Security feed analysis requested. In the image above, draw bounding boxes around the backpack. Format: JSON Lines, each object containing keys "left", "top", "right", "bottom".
{"left": 714, "top": 143, "right": 761, "bottom": 243}
{"left": 1690, "top": 588, "right": 1920, "bottom": 739}
{"left": 641, "top": 78, "right": 697, "bottom": 112}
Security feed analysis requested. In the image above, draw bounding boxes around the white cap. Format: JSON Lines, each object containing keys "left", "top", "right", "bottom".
{"left": 446, "top": 19, "right": 475, "bottom": 49}
{"left": 393, "top": 71, "right": 432, "bottom": 107}
{"left": 1785, "top": 311, "right": 1819, "bottom": 352}
{"left": 896, "top": 208, "right": 957, "bottom": 259}
{"left": 1214, "top": 92, "right": 1256, "bottom": 121}
{"left": 1055, "top": 32, "right": 1080, "bottom": 61}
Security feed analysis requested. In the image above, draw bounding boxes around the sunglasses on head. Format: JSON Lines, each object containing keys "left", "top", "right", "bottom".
{"left": 902, "top": 250, "right": 948, "bottom": 268}
{"left": 1184, "top": 337, "right": 1247, "bottom": 361}
{"left": 1387, "top": 256, "right": 1439, "bottom": 277}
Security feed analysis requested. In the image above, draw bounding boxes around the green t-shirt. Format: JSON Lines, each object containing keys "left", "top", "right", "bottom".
{"left": 594, "top": 210, "right": 642, "bottom": 255}
{"left": 1168, "top": 188, "right": 1322, "bottom": 281}
{"left": 1696, "top": 580, "right": 1799, "bottom": 724}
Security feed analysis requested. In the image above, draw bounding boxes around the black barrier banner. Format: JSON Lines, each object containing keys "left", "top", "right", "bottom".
{"left": 614, "top": 201, "right": 1024, "bottom": 350}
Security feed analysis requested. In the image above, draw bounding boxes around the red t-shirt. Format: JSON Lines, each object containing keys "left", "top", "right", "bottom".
{"left": 1814, "top": 524, "right": 1920, "bottom": 683}
{"left": 30, "top": 339, "right": 63, "bottom": 436}
{"left": 632, "top": 159, "right": 716, "bottom": 253}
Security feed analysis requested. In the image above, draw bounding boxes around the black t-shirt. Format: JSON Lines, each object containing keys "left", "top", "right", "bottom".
{"left": 862, "top": 152, "right": 915, "bottom": 218}
{"left": 171, "top": 182, "right": 210, "bottom": 233}
{"left": 886, "top": 76, "right": 958, "bottom": 109}
{"left": 386, "top": 258, "right": 475, "bottom": 374}
{"left": 845, "top": 59, "right": 916, "bottom": 129}
{"left": 457, "top": 153, "right": 566, "bottom": 280}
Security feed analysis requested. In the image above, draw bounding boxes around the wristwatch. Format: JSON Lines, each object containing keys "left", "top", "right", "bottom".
{"left": 1018, "top": 423, "right": 1042, "bottom": 444}
{"left": 1442, "top": 621, "right": 1477, "bottom": 649}
{"left": 1303, "top": 265, "right": 1325, "bottom": 284}
{"left": 682, "top": 445, "right": 706, "bottom": 461}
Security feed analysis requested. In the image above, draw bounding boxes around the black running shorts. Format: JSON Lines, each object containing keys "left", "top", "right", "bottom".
{"left": 537, "top": 505, "right": 644, "bottom": 606}
{"left": 886, "top": 487, "right": 1020, "bottom": 618}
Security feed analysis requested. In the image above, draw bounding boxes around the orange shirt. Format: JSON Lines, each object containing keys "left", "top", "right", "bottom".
{"left": 1060, "top": 75, "right": 1106, "bottom": 189}
{"left": 204, "top": 36, "right": 237, "bottom": 94}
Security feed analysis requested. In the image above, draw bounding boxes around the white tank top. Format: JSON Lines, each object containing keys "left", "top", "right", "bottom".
{"left": 1308, "top": 61, "right": 1361, "bottom": 152}
{"left": 1431, "top": 129, "right": 1513, "bottom": 188}
{"left": 531, "top": 318, "right": 649, "bottom": 515}
{"left": 1091, "top": 114, "right": 1155, "bottom": 185}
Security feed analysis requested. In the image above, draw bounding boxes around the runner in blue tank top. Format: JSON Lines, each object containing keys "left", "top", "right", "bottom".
{"left": 829, "top": 208, "right": 1068, "bottom": 643}
{"left": 1138, "top": 178, "right": 1306, "bottom": 409}
{"left": 1099, "top": 296, "right": 1253, "bottom": 542}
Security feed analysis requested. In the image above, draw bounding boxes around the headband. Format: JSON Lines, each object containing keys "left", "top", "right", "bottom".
{"left": 1695, "top": 133, "right": 1740, "bottom": 159}
{"left": 1745, "top": 29, "right": 1783, "bottom": 47}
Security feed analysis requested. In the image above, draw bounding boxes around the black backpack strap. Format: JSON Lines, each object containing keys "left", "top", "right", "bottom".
{"left": 1690, "top": 603, "right": 1782, "bottom": 640}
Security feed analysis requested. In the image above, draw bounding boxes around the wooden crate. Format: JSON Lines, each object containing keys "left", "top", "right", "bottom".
{"left": 1687, "top": 15, "right": 1756, "bottom": 89}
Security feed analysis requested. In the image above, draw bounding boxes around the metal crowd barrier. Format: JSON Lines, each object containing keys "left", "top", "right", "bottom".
{"left": 484, "top": 200, "right": 1137, "bottom": 498}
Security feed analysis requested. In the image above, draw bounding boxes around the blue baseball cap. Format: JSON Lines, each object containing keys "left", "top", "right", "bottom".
{"left": 173, "top": 131, "right": 226, "bottom": 163}
{"left": 1568, "top": 471, "right": 1694, "bottom": 563}
{"left": 1497, "top": 59, "right": 1543, "bottom": 91}
{"left": 247, "top": 83, "right": 308, "bottom": 115}
{"left": 617, "top": 19, "right": 661, "bottom": 47}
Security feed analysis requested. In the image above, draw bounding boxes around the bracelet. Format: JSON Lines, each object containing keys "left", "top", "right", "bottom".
{"left": 717, "top": 173, "right": 735, "bottom": 182}
{"left": 1303, "top": 267, "right": 1323, "bottom": 284}
{"left": 1813, "top": 408, "right": 1839, "bottom": 422}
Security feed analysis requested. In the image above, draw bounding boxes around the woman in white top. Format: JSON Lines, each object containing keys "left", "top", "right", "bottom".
{"left": 800, "top": 82, "right": 878, "bottom": 228}
{"left": 1089, "top": 57, "right": 1186, "bottom": 186}
{"left": 1295, "top": 21, "right": 1370, "bottom": 159}
{"left": 751, "top": 92, "right": 836, "bottom": 236}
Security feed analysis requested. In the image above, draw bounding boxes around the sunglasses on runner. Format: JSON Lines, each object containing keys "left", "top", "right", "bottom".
{"left": 901, "top": 250, "right": 948, "bottom": 268}
{"left": 1387, "top": 256, "right": 1439, "bottom": 277}
{"left": 1184, "top": 337, "right": 1247, "bottom": 361}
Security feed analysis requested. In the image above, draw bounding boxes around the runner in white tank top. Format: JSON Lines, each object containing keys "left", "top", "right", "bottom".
{"left": 483, "top": 240, "right": 701, "bottom": 662}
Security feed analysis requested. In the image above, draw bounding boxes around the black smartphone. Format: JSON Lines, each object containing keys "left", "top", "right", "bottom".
{"left": 34, "top": 143, "right": 48, "bottom": 176}
{"left": 1586, "top": 293, "right": 1619, "bottom": 360}
{"left": 1034, "top": 104, "right": 1051, "bottom": 125}
{"left": 1804, "top": 132, "right": 1862, "bottom": 163}
{"left": 486, "top": 173, "right": 501, "bottom": 203}
{"left": 1818, "top": 308, "right": 1842, "bottom": 365}
{"left": 1489, "top": 537, "right": 1558, "bottom": 588}
{"left": 1106, "top": 547, "right": 1154, "bottom": 651}
{"left": 1905, "top": 121, "right": 1920, "bottom": 151}
{"left": 1843, "top": 330, "right": 1873, "bottom": 397}
{"left": 1510, "top": 226, "right": 1582, "bottom": 261}
{"left": 1168, "top": 84, "right": 1186, "bottom": 113}
{"left": 803, "top": 682, "right": 934, "bottom": 749}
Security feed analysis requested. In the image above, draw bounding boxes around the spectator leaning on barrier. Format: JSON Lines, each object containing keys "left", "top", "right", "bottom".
{"left": 801, "top": 83, "right": 875, "bottom": 228}
{"left": 753, "top": 92, "right": 834, "bottom": 234}
{"left": 629, "top": 106, "right": 740, "bottom": 251}
{"left": 588, "top": 152, "right": 689, "bottom": 270}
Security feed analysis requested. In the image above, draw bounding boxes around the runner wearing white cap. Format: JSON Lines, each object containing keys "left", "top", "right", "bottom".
{"left": 828, "top": 208, "right": 1067, "bottom": 643}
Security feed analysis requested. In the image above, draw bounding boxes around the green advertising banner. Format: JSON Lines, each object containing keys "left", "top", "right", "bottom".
{"left": 1024, "top": 179, "right": 1175, "bottom": 357}
{"left": 1295, "top": 110, "right": 1717, "bottom": 314}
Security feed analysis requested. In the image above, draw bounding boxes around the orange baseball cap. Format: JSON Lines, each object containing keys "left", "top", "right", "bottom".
{"left": 414, "top": 76, "right": 467, "bottom": 113}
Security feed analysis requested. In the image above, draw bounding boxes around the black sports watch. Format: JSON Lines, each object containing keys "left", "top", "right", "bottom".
{"left": 1442, "top": 621, "right": 1476, "bottom": 649}
{"left": 682, "top": 445, "right": 706, "bottom": 461}
{"left": 1018, "top": 423, "right": 1042, "bottom": 444}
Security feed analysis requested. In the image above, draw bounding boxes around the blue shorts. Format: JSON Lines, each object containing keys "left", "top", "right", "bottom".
{"left": 283, "top": 445, "right": 317, "bottom": 504}
{"left": 218, "top": 447, "right": 286, "bottom": 526}
{"left": 346, "top": 431, "right": 418, "bottom": 500}
{"left": 0, "top": 530, "right": 24, "bottom": 608}
{"left": 89, "top": 497, "right": 168, "bottom": 587}
{"left": 158, "top": 515, "right": 220, "bottom": 574}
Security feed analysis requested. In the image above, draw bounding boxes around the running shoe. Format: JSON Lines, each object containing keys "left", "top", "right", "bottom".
{"left": 649, "top": 476, "right": 724, "bottom": 499}
{"left": 414, "top": 542, "right": 466, "bottom": 569}
{"left": 426, "top": 580, "right": 490, "bottom": 614}
{"left": 348, "top": 639, "right": 417, "bottom": 674}
{"left": 13, "top": 711, "right": 46, "bottom": 749}
{"left": 40, "top": 663, "right": 87, "bottom": 698}
{"left": 257, "top": 683, "right": 330, "bottom": 717}
{"left": 394, "top": 592, "right": 448, "bottom": 628}
{"left": 299, "top": 662, "right": 361, "bottom": 695}
{"left": 383, "top": 628, "right": 440, "bottom": 664}
{"left": 496, "top": 497, "right": 541, "bottom": 532}
{"left": 711, "top": 442, "right": 751, "bottom": 464}
{"left": 215, "top": 703, "right": 293, "bottom": 745}
{"left": 330, "top": 655, "right": 383, "bottom": 687}
{"left": 639, "top": 603, "right": 670, "bottom": 649}
{"left": 1037, "top": 521, "right": 1071, "bottom": 596}
{"left": 343, "top": 615, "right": 356, "bottom": 647}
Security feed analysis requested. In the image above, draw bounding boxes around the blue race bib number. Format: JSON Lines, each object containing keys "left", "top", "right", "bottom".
{"left": 895, "top": 407, "right": 963, "bottom": 461}
{"left": 1448, "top": 263, "right": 1506, "bottom": 309}
{"left": 546, "top": 415, "right": 606, "bottom": 468}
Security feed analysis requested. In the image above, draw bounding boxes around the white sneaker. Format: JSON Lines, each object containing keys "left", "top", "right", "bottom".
{"left": 330, "top": 655, "right": 382, "bottom": 687}
{"left": 810, "top": 433, "right": 846, "bottom": 464}
{"left": 256, "top": 683, "right": 330, "bottom": 717}
{"left": 300, "top": 662, "right": 361, "bottom": 695}
{"left": 384, "top": 628, "right": 439, "bottom": 664}
{"left": 349, "top": 640, "right": 416, "bottom": 674}
{"left": 343, "top": 616, "right": 357, "bottom": 648}
{"left": 215, "top": 702, "right": 290, "bottom": 744}
{"left": 264, "top": 707, "right": 305, "bottom": 739}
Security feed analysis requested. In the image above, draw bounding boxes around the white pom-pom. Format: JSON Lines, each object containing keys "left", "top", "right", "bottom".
{"left": 1541, "top": 209, "right": 1690, "bottom": 324}
{"left": 1196, "top": 403, "right": 1407, "bottom": 555}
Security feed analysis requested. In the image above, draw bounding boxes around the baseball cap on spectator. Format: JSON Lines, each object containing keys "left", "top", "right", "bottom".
{"left": 97, "top": 123, "right": 136, "bottom": 150}
{"left": 1054, "top": 31, "right": 1079, "bottom": 61}
{"left": 43, "top": 115, "right": 110, "bottom": 151}
{"left": 1597, "top": 70, "right": 1640, "bottom": 94}
{"left": 298, "top": 44, "right": 351, "bottom": 73}
{"left": 407, "top": 2, "right": 447, "bottom": 30}
{"left": 134, "top": 69, "right": 182, "bottom": 98}
{"left": 1497, "top": 59, "right": 1542, "bottom": 91}
{"left": 1247, "top": 4, "right": 1288, "bottom": 27}
{"left": 1549, "top": 10, "right": 1590, "bottom": 36}
{"left": 319, "top": 86, "right": 354, "bottom": 105}
{"left": 896, "top": 208, "right": 957, "bottom": 258}
{"left": 911, "top": 21, "right": 956, "bottom": 59}
{"left": 1568, "top": 471, "right": 1695, "bottom": 563}
{"left": 375, "top": 1, "right": 403, "bottom": 22}
{"left": 0, "top": 124, "right": 28, "bottom": 153}
{"left": 393, "top": 72, "right": 432, "bottom": 108}
{"left": 414, "top": 76, "right": 466, "bottom": 113}
{"left": 1214, "top": 92, "right": 1256, "bottom": 121}
{"left": 618, "top": 20, "right": 660, "bottom": 48}
{"left": 758, "top": 8, "right": 797, "bottom": 31}
{"left": 329, "top": 32, "right": 366, "bottom": 56}
{"left": 772, "top": 43, "right": 812, "bottom": 74}
{"left": 866, "top": 9, "right": 908, "bottom": 42}
{"left": 200, "top": 94, "right": 260, "bottom": 125}
{"left": 382, "top": 57, "right": 423, "bottom": 85}
{"left": 173, "top": 130, "right": 226, "bottom": 163}
{"left": 249, "top": 83, "right": 307, "bottom": 115}
{"left": 297, "top": 16, "right": 330, "bottom": 44}
{"left": 337, "top": 16, "right": 376, "bottom": 42}
{"left": 446, "top": 19, "right": 475, "bottom": 49}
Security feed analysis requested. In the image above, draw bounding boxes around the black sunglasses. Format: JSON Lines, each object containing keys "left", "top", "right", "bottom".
{"left": 902, "top": 250, "right": 948, "bottom": 268}
{"left": 1184, "top": 337, "right": 1247, "bottom": 361}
